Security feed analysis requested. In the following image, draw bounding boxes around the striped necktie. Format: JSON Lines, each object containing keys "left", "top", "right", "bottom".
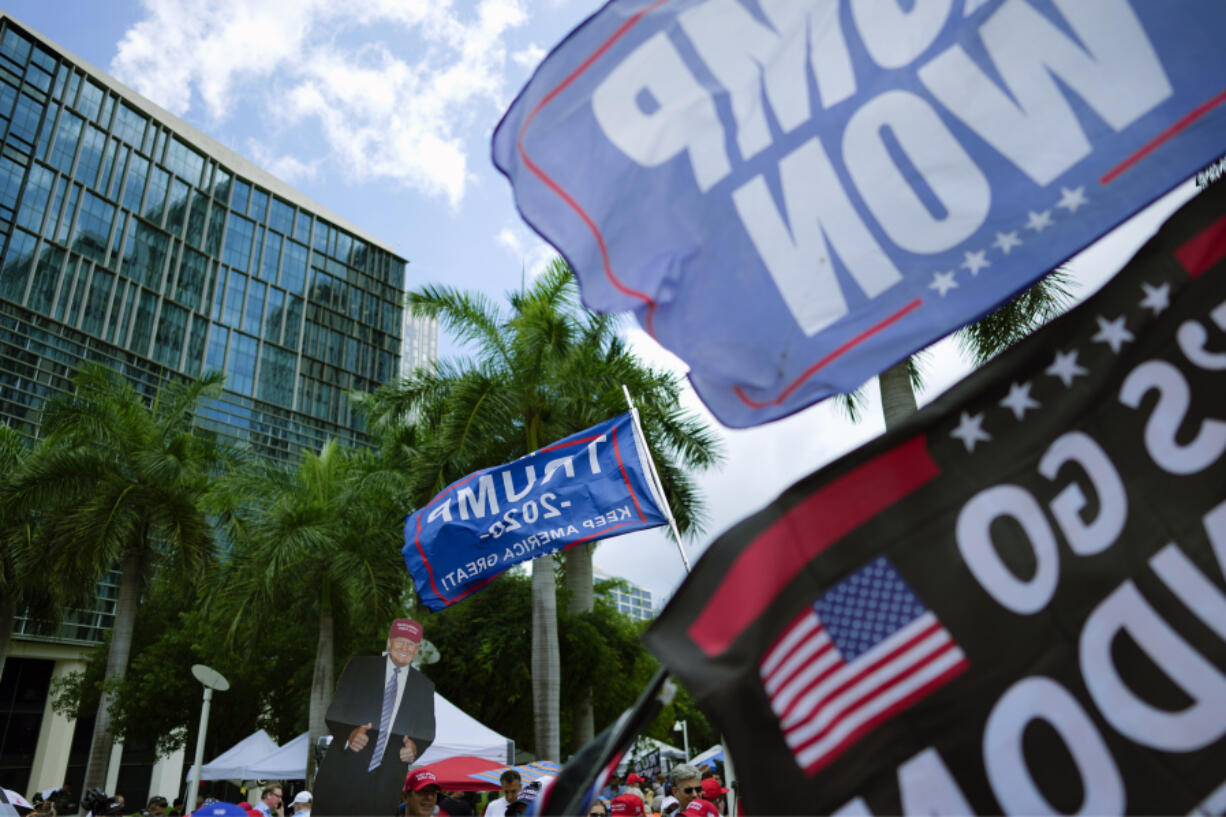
{"left": 369, "top": 666, "right": 401, "bottom": 771}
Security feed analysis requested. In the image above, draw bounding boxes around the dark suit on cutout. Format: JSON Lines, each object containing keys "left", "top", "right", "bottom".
{"left": 313, "top": 656, "right": 436, "bottom": 817}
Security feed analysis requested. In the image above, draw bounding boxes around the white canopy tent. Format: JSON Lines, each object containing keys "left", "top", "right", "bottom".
{"left": 185, "top": 729, "right": 280, "bottom": 782}
{"left": 197, "top": 693, "right": 510, "bottom": 781}
{"left": 245, "top": 732, "right": 311, "bottom": 780}
{"left": 690, "top": 744, "right": 724, "bottom": 768}
{"left": 416, "top": 693, "right": 510, "bottom": 766}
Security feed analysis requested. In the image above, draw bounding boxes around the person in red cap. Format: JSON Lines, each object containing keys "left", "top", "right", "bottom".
{"left": 698, "top": 779, "right": 728, "bottom": 814}
{"left": 314, "top": 618, "right": 436, "bottom": 817}
{"left": 609, "top": 793, "right": 645, "bottom": 817}
{"left": 680, "top": 799, "right": 719, "bottom": 817}
{"left": 402, "top": 769, "right": 443, "bottom": 817}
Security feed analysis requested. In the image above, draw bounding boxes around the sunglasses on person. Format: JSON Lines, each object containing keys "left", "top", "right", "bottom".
{"left": 682, "top": 787, "right": 703, "bottom": 795}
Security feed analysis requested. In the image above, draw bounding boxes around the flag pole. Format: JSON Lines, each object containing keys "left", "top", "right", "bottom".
{"left": 621, "top": 387, "right": 739, "bottom": 817}
{"left": 622, "top": 385, "right": 691, "bottom": 573}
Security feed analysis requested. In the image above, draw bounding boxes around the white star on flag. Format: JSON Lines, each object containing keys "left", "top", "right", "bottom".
{"left": 1000, "top": 382, "right": 1040, "bottom": 420}
{"left": 1026, "top": 210, "right": 1054, "bottom": 232}
{"left": 992, "top": 231, "right": 1022, "bottom": 255}
{"left": 951, "top": 412, "right": 991, "bottom": 452}
{"left": 962, "top": 250, "right": 990, "bottom": 276}
{"left": 1056, "top": 186, "right": 1088, "bottom": 213}
{"left": 1139, "top": 282, "right": 1170, "bottom": 315}
{"left": 1091, "top": 315, "right": 1134, "bottom": 354}
{"left": 1046, "top": 350, "right": 1088, "bottom": 387}
{"left": 929, "top": 270, "right": 958, "bottom": 297}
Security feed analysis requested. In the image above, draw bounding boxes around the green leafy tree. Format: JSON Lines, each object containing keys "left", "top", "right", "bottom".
{"left": 49, "top": 566, "right": 320, "bottom": 760}
{"left": 6, "top": 363, "right": 229, "bottom": 790}
{"left": 211, "top": 439, "right": 410, "bottom": 782}
{"left": 362, "top": 260, "right": 721, "bottom": 759}
{"left": 0, "top": 425, "right": 59, "bottom": 682}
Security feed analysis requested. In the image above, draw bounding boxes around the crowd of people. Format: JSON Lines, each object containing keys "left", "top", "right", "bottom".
{"left": 22, "top": 758, "right": 730, "bottom": 817}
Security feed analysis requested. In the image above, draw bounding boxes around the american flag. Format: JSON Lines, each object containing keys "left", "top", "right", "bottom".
{"left": 759, "top": 556, "right": 968, "bottom": 775}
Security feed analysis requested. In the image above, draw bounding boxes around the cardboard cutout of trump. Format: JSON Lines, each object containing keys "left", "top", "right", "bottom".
{"left": 313, "top": 619, "right": 436, "bottom": 816}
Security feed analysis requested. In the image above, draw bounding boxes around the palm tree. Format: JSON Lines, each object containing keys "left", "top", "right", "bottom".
{"left": 877, "top": 272, "right": 1073, "bottom": 429}
{"left": 0, "top": 425, "right": 56, "bottom": 682}
{"left": 211, "top": 439, "right": 409, "bottom": 783}
{"left": 361, "top": 260, "right": 721, "bottom": 759}
{"left": 6, "top": 363, "right": 229, "bottom": 791}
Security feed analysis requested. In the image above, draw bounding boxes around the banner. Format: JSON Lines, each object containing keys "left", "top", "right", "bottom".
{"left": 403, "top": 413, "right": 668, "bottom": 611}
{"left": 493, "top": 0, "right": 1226, "bottom": 427}
{"left": 642, "top": 184, "right": 1226, "bottom": 814}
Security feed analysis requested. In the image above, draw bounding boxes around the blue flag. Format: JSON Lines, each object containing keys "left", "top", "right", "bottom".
{"left": 493, "top": 0, "right": 1226, "bottom": 427}
{"left": 403, "top": 413, "right": 668, "bottom": 611}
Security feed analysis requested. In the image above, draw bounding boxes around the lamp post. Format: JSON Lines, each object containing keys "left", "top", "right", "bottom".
{"left": 672, "top": 720, "right": 690, "bottom": 761}
{"left": 186, "top": 665, "right": 230, "bottom": 813}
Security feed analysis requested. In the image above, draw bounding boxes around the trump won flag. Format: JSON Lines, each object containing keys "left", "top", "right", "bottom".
{"left": 494, "top": 0, "right": 1226, "bottom": 426}
{"left": 403, "top": 413, "right": 668, "bottom": 611}
{"left": 643, "top": 183, "right": 1226, "bottom": 815}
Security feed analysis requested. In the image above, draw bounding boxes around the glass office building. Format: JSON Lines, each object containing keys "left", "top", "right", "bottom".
{"left": 0, "top": 15, "right": 409, "bottom": 460}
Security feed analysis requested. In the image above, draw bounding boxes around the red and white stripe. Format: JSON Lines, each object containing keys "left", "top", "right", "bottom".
{"left": 760, "top": 609, "right": 967, "bottom": 775}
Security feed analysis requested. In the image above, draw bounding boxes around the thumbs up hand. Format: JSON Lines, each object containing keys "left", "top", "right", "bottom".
{"left": 399, "top": 736, "right": 417, "bottom": 763}
{"left": 347, "top": 722, "right": 373, "bottom": 751}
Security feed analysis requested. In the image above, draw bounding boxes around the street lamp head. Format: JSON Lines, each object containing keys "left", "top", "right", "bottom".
{"left": 191, "top": 664, "right": 230, "bottom": 692}
{"left": 673, "top": 720, "right": 684, "bottom": 732}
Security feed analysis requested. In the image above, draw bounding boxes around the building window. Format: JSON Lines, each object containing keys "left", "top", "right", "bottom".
{"left": 226, "top": 332, "right": 258, "bottom": 395}
{"left": 153, "top": 301, "right": 187, "bottom": 369}
{"left": 175, "top": 246, "right": 208, "bottom": 312}
{"left": 72, "top": 190, "right": 115, "bottom": 266}
{"left": 223, "top": 211, "right": 254, "bottom": 272}
{"left": 48, "top": 110, "right": 82, "bottom": 173}
{"left": 112, "top": 101, "right": 146, "bottom": 148}
{"left": 0, "top": 228, "right": 37, "bottom": 302}
{"left": 269, "top": 197, "right": 294, "bottom": 235}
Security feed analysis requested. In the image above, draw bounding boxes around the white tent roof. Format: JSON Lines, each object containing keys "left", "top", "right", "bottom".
{"left": 246, "top": 732, "right": 311, "bottom": 780}
{"left": 186, "top": 729, "right": 280, "bottom": 782}
{"left": 690, "top": 744, "right": 724, "bottom": 767}
{"left": 416, "top": 692, "right": 510, "bottom": 766}
{"left": 209, "top": 693, "right": 510, "bottom": 781}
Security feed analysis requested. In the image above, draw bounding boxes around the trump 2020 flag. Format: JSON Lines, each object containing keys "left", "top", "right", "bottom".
{"left": 403, "top": 413, "right": 667, "bottom": 611}
{"left": 643, "top": 183, "right": 1226, "bottom": 814}
{"left": 494, "top": 0, "right": 1226, "bottom": 427}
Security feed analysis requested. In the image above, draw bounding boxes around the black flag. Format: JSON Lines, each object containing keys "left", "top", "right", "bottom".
{"left": 644, "top": 183, "right": 1226, "bottom": 815}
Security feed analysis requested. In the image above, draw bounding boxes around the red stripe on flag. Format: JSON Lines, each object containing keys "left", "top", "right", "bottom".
{"left": 687, "top": 436, "right": 941, "bottom": 656}
{"left": 1101, "top": 87, "right": 1226, "bottom": 185}
{"left": 802, "top": 658, "right": 969, "bottom": 776}
{"left": 733, "top": 299, "right": 924, "bottom": 409}
{"left": 784, "top": 620, "right": 946, "bottom": 738}
{"left": 1175, "top": 213, "right": 1226, "bottom": 278}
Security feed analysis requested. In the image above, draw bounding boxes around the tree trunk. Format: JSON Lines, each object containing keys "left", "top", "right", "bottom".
{"left": 307, "top": 587, "right": 335, "bottom": 786}
{"left": 83, "top": 548, "right": 143, "bottom": 792}
{"left": 879, "top": 360, "right": 918, "bottom": 431}
{"left": 0, "top": 592, "right": 15, "bottom": 685}
{"left": 531, "top": 560, "right": 560, "bottom": 761}
{"left": 564, "top": 545, "right": 595, "bottom": 752}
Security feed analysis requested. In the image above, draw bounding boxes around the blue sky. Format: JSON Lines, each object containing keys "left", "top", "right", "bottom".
{"left": 5, "top": 0, "right": 1199, "bottom": 604}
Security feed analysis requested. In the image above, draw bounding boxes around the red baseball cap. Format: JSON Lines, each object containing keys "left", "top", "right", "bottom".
{"left": 682, "top": 799, "right": 719, "bottom": 817}
{"left": 403, "top": 769, "right": 441, "bottom": 793}
{"left": 389, "top": 618, "right": 423, "bottom": 643}
{"left": 610, "top": 794, "right": 644, "bottom": 816}
{"left": 625, "top": 774, "right": 645, "bottom": 786}
{"left": 700, "top": 779, "right": 729, "bottom": 799}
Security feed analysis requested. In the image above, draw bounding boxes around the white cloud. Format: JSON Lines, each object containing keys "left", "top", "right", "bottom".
{"left": 496, "top": 222, "right": 557, "bottom": 276}
{"left": 512, "top": 42, "right": 546, "bottom": 70}
{"left": 244, "top": 139, "right": 321, "bottom": 184}
{"left": 110, "top": 0, "right": 530, "bottom": 207}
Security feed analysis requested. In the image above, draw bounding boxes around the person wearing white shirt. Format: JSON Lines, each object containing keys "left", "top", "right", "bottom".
{"left": 482, "top": 771, "right": 522, "bottom": 817}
